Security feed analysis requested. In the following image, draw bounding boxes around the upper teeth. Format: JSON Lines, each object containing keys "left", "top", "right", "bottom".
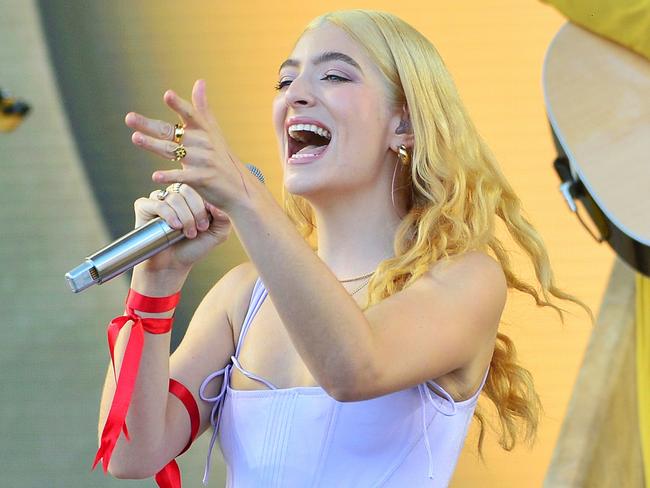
{"left": 288, "top": 123, "right": 331, "bottom": 140}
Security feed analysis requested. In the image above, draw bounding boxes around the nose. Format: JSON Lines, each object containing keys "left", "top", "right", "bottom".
{"left": 284, "top": 75, "right": 315, "bottom": 108}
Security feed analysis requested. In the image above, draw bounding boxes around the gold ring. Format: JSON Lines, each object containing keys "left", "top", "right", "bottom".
{"left": 156, "top": 189, "right": 169, "bottom": 200}
{"left": 172, "top": 144, "right": 187, "bottom": 161}
{"left": 173, "top": 123, "right": 185, "bottom": 143}
{"left": 168, "top": 182, "right": 183, "bottom": 193}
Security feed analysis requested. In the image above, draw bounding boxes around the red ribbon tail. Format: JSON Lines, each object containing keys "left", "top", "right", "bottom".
{"left": 91, "top": 321, "right": 145, "bottom": 473}
{"left": 91, "top": 447, "right": 104, "bottom": 472}
{"left": 107, "top": 316, "right": 133, "bottom": 441}
{"left": 155, "top": 460, "right": 182, "bottom": 488}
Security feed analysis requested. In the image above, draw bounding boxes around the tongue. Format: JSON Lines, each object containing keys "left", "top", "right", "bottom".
{"left": 294, "top": 144, "right": 328, "bottom": 157}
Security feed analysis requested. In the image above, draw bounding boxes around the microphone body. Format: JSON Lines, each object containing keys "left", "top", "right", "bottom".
{"left": 66, "top": 163, "right": 265, "bottom": 293}
{"left": 66, "top": 218, "right": 184, "bottom": 293}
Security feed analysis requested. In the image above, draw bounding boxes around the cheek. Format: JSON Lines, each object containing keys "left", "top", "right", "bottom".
{"left": 358, "top": 93, "right": 388, "bottom": 132}
{"left": 329, "top": 89, "right": 385, "bottom": 139}
{"left": 330, "top": 91, "right": 391, "bottom": 170}
{"left": 271, "top": 98, "right": 288, "bottom": 165}
{"left": 271, "top": 97, "right": 285, "bottom": 138}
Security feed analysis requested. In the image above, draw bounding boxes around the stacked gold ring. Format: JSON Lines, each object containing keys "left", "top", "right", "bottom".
{"left": 172, "top": 123, "right": 185, "bottom": 143}
{"left": 172, "top": 144, "right": 187, "bottom": 161}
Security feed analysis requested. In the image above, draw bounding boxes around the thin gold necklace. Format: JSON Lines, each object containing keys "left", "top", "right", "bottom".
{"left": 337, "top": 270, "right": 375, "bottom": 297}
{"left": 348, "top": 277, "right": 372, "bottom": 296}
{"left": 338, "top": 270, "right": 375, "bottom": 283}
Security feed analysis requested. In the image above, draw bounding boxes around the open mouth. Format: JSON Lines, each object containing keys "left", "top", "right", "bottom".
{"left": 287, "top": 123, "right": 332, "bottom": 160}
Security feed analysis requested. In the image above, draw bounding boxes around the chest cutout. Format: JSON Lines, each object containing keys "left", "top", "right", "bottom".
{"left": 230, "top": 295, "right": 317, "bottom": 390}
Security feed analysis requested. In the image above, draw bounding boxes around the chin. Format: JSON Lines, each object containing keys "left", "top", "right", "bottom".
{"left": 283, "top": 177, "right": 318, "bottom": 197}
{"left": 283, "top": 173, "right": 332, "bottom": 201}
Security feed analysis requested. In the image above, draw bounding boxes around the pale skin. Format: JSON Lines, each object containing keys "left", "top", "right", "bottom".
{"left": 99, "top": 23, "right": 506, "bottom": 479}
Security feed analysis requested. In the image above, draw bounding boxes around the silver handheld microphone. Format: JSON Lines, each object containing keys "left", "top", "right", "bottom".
{"left": 65, "top": 164, "right": 265, "bottom": 293}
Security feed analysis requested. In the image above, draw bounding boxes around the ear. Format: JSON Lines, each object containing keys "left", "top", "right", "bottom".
{"left": 390, "top": 103, "right": 414, "bottom": 149}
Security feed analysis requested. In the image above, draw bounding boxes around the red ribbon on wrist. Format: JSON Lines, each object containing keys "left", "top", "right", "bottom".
{"left": 93, "top": 289, "right": 181, "bottom": 474}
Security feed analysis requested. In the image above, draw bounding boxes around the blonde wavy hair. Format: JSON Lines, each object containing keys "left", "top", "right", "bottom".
{"left": 281, "top": 10, "right": 594, "bottom": 455}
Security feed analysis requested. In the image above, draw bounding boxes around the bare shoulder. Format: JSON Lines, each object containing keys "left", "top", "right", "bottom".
{"left": 429, "top": 249, "right": 504, "bottom": 278}
{"left": 179, "top": 262, "right": 254, "bottom": 339}
{"left": 425, "top": 250, "right": 507, "bottom": 333}
{"left": 429, "top": 250, "right": 506, "bottom": 296}
{"left": 223, "top": 261, "right": 260, "bottom": 336}
{"left": 199, "top": 260, "right": 258, "bottom": 332}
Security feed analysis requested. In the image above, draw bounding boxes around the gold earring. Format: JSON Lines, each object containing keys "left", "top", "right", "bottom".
{"left": 397, "top": 144, "right": 410, "bottom": 166}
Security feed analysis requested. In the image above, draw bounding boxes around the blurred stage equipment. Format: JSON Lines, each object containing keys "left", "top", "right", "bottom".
{"left": 0, "top": 88, "right": 30, "bottom": 132}
{"left": 65, "top": 164, "right": 265, "bottom": 293}
{"left": 543, "top": 22, "right": 650, "bottom": 277}
{"left": 543, "top": 21, "right": 650, "bottom": 488}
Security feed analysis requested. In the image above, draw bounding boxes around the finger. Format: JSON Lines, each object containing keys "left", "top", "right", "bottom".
{"left": 153, "top": 168, "right": 212, "bottom": 189}
{"left": 132, "top": 132, "right": 213, "bottom": 165}
{"left": 192, "top": 79, "right": 208, "bottom": 113}
{"left": 192, "top": 79, "right": 223, "bottom": 136}
{"left": 126, "top": 112, "right": 174, "bottom": 141}
{"left": 136, "top": 196, "right": 182, "bottom": 229}
{"left": 163, "top": 192, "right": 199, "bottom": 238}
{"left": 148, "top": 189, "right": 166, "bottom": 200}
{"left": 126, "top": 112, "right": 213, "bottom": 149}
{"left": 205, "top": 201, "right": 230, "bottom": 222}
{"left": 191, "top": 79, "right": 216, "bottom": 125}
{"left": 164, "top": 89, "right": 203, "bottom": 128}
{"left": 153, "top": 168, "right": 191, "bottom": 185}
{"left": 175, "top": 184, "right": 211, "bottom": 231}
{"left": 124, "top": 112, "right": 212, "bottom": 149}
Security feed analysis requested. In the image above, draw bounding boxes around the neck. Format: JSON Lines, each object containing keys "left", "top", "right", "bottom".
{"left": 310, "top": 164, "right": 409, "bottom": 279}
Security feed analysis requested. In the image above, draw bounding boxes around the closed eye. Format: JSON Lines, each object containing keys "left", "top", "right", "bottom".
{"left": 275, "top": 79, "right": 292, "bottom": 90}
{"left": 274, "top": 74, "right": 351, "bottom": 91}
{"left": 322, "top": 74, "right": 350, "bottom": 82}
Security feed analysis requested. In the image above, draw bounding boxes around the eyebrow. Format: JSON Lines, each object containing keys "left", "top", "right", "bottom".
{"left": 278, "top": 51, "right": 363, "bottom": 74}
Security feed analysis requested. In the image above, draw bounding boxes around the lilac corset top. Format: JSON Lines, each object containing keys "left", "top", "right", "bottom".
{"left": 198, "top": 277, "right": 489, "bottom": 487}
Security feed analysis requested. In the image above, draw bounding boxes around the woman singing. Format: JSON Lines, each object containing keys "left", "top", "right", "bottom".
{"left": 95, "top": 9, "right": 592, "bottom": 487}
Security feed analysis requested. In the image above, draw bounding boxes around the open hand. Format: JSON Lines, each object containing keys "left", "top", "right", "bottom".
{"left": 125, "top": 79, "right": 259, "bottom": 214}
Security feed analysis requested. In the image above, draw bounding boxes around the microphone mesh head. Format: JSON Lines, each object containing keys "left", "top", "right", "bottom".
{"left": 245, "top": 163, "right": 265, "bottom": 184}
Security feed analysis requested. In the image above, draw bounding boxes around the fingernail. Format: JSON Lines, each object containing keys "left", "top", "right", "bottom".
{"left": 198, "top": 219, "right": 209, "bottom": 229}
{"left": 172, "top": 218, "right": 182, "bottom": 228}
{"left": 187, "top": 228, "right": 197, "bottom": 238}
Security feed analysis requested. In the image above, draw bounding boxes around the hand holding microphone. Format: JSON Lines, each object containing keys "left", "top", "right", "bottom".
{"left": 66, "top": 79, "right": 266, "bottom": 292}
{"left": 133, "top": 182, "right": 233, "bottom": 273}
{"left": 65, "top": 174, "right": 242, "bottom": 293}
